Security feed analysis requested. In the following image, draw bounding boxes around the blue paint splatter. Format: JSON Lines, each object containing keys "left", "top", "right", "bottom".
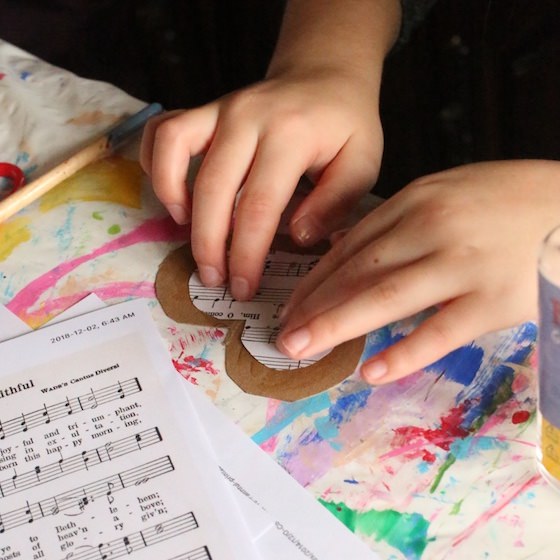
{"left": 19, "top": 71, "right": 31, "bottom": 81}
{"left": 313, "top": 388, "right": 372, "bottom": 449}
{"left": 54, "top": 206, "right": 77, "bottom": 251}
{"left": 426, "top": 343, "right": 484, "bottom": 386}
{"left": 450, "top": 435, "right": 508, "bottom": 459}
{"left": 251, "top": 392, "right": 332, "bottom": 445}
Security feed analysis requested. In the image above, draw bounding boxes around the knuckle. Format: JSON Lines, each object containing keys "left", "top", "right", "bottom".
{"left": 424, "top": 320, "right": 454, "bottom": 350}
{"left": 191, "top": 234, "right": 219, "bottom": 266}
{"left": 308, "top": 313, "right": 342, "bottom": 344}
{"left": 153, "top": 116, "right": 185, "bottom": 143}
{"left": 371, "top": 280, "right": 401, "bottom": 306}
{"left": 237, "top": 191, "right": 276, "bottom": 223}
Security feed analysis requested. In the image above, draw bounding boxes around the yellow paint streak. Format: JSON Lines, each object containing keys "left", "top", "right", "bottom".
{"left": 40, "top": 156, "right": 143, "bottom": 211}
{"left": 541, "top": 417, "right": 560, "bottom": 481}
{"left": 0, "top": 217, "right": 31, "bottom": 261}
{"left": 66, "top": 111, "right": 116, "bottom": 126}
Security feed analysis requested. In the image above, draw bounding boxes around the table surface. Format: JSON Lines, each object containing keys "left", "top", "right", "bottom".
{"left": 1, "top": 40, "right": 558, "bottom": 560}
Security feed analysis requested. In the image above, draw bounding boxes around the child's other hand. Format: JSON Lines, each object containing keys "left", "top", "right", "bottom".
{"left": 140, "top": 70, "right": 383, "bottom": 301}
{"left": 276, "top": 160, "right": 560, "bottom": 384}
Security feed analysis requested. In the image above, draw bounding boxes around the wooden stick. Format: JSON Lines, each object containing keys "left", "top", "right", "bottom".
{"left": 0, "top": 102, "right": 163, "bottom": 223}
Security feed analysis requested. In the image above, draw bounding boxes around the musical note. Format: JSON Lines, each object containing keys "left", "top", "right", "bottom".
{"left": 50, "top": 496, "right": 60, "bottom": 515}
{"left": 42, "top": 403, "right": 51, "bottom": 424}
{"left": 106, "top": 481, "right": 115, "bottom": 504}
{"left": 24, "top": 500, "right": 34, "bottom": 523}
{"left": 81, "top": 450, "right": 90, "bottom": 471}
{"left": 98, "top": 542, "right": 108, "bottom": 560}
{"left": 104, "top": 441, "right": 114, "bottom": 460}
{"left": 0, "top": 428, "right": 163, "bottom": 498}
{"left": 78, "top": 494, "right": 89, "bottom": 512}
{"left": 86, "top": 388, "right": 98, "bottom": 409}
{"left": 0, "top": 378, "right": 142, "bottom": 441}
{"left": 20, "top": 413, "right": 28, "bottom": 432}
{"left": 64, "top": 396, "right": 73, "bottom": 415}
{"left": 47, "top": 512, "right": 200, "bottom": 560}
{"left": 123, "top": 535, "right": 132, "bottom": 553}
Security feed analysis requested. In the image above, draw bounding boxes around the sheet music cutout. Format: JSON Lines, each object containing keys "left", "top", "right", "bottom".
{"left": 189, "top": 251, "right": 330, "bottom": 370}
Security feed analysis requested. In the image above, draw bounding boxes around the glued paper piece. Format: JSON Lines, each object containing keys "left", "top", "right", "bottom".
{"left": 156, "top": 244, "right": 365, "bottom": 401}
{"left": 189, "top": 251, "right": 329, "bottom": 370}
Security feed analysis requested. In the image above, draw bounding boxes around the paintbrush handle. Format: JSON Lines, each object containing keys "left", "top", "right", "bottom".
{"left": 0, "top": 136, "right": 110, "bottom": 222}
{"left": 0, "top": 102, "right": 163, "bottom": 223}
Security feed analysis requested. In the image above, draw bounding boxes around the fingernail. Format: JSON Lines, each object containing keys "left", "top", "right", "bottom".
{"left": 198, "top": 265, "right": 224, "bottom": 287}
{"left": 167, "top": 204, "right": 189, "bottom": 225}
{"left": 231, "top": 276, "right": 251, "bottom": 301}
{"left": 279, "top": 327, "right": 311, "bottom": 356}
{"left": 292, "top": 214, "right": 324, "bottom": 247}
{"left": 361, "top": 359, "right": 388, "bottom": 383}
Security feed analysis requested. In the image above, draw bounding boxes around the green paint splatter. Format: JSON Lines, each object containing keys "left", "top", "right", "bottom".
{"left": 430, "top": 454, "right": 456, "bottom": 493}
{"left": 92, "top": 211, "right": 104, "bottom": 220}
{"left": 450, "top": 498, "right": 463, "bottom": 516}
{"left": 107, "top": 224, "right": 121, "bottom": 235}
{"left": 320, "top": 500, "right": 432, "bottom": 559}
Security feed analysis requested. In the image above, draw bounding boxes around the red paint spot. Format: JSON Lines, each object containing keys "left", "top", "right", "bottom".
{"left": 422, "top": 450, "right": 437, "bottom": 463}
{"left": 512, "top": 410, "right": 531, "bottom": 424}
{"left": 391, "top": 402, "right": 471, "bottom": 460}
{"left": 0, "top": 73, "right": 5, "bottom": 80}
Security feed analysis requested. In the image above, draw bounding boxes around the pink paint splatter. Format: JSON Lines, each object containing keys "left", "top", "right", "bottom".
{"left": 260, "top": 400, "right": 283, "bottom": 453}
{"left": 173, "top": 355, "right": 220, "bottom": 382}
{"left": 20, "top": 282, "right": 155, "bottom": 325}
{"left": 512, "top": 372, "right": 531, "bottom": 393}
{"left": 0, "top": 73, "right": 5, "bottom": 80}
{"left": 452, "top": 474, "right": 540, "bottom": 547}
{"left": 7, "top": 216, "right": 185, "bottom": 320}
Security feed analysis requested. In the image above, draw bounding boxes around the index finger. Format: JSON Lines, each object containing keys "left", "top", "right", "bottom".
{"left": 146, "top": 106, "right": 220, "bottom": 224}
{"left": 282, "top": 200, "right": 402, "bottom": 320}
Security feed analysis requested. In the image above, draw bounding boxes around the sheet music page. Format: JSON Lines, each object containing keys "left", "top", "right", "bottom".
{"left": 0, "top": 306, "right": 29, "bottom": 340}
{"left": 0, "top": 300, "right": 256, "bottom": 560}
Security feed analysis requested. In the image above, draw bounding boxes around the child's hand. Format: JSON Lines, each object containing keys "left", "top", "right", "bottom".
{"left": 276, "top": 160, "right": 560, "bottom": 384}
{"left": 140, "top": 70, "right": 383, "bottom": 300}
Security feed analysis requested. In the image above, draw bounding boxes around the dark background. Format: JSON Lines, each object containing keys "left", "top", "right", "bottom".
{"left": 1, "top": 0, "right": 559, "bottom": 198}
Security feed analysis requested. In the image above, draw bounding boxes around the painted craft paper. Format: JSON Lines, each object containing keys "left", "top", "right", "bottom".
{"left": 2, "top": 39, "right": 560, "bottom": 559}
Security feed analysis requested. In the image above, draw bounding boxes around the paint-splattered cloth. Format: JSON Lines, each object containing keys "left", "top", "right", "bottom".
{"left": 0, "top": 39, "right": 558, "bottom": 560}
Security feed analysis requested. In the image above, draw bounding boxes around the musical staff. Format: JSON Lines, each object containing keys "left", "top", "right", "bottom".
{"left": 242, "top": 325, "right": 280, "bottom": 344}
{"left": 0, "top": 378, "right": 141, "bottom": 441}
{"left": 168, "top": 547, "right": 212, "bottom": 560}
{"left": 0, "top": 456, "right": 174, "bottom": 533}
{"left": 58, "top": 512, "right": 199, "bottom": 560}
{"left": 253, "top": 354, "right": 317, "bottom": 370}
{"left": 0, "top": 427, "right": 162, "bottom": 499}
{"left": 190, "top": 284, "right": 291, "bottom": 308}
{"left": 263, "top": 257, "right": 318, "bottom": 278}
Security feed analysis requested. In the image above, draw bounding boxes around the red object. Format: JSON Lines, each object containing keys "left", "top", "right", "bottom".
{"left": 0, "top": 162, "right": 26, "bottom": 199}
